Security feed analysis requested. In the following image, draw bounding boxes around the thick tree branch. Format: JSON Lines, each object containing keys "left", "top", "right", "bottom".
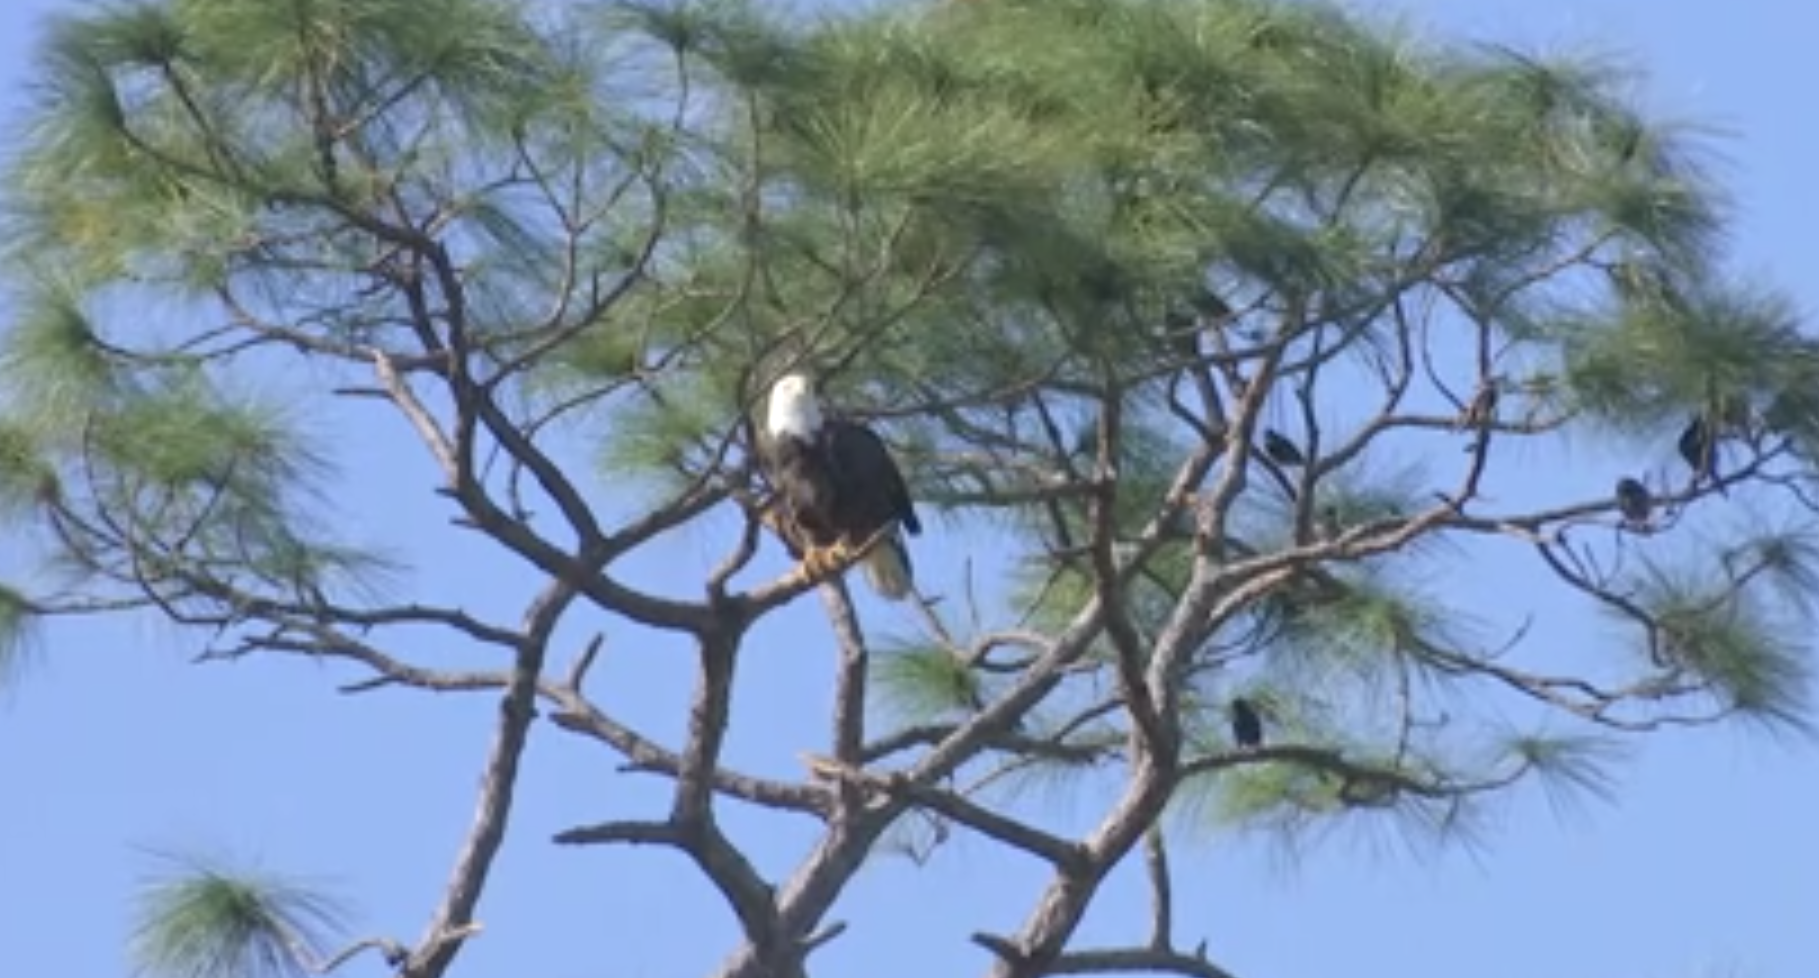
{"left": 674, "top": 627, "right": 744, "bottom": 826}
{"left": 1141, "top": 827, "right": 1172, "bottom": 951}
{"left": 1084, "top": 379, "right": 1168, "bottom": 756}
{"left": 986, "top": 758, "right": 1177, "bottom": 978}
{"left": 400, "top": 578, "right": 576, "bottom": 978}
{"left": 822, "top": 581, "right": 870, "bottom": 774}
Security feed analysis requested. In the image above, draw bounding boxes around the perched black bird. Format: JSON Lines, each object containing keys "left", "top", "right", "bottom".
{"left": 1262, "top": 429, "right": 1306, "bottom": 467}
{"left": 1677, "top": 416, "right": 1710, "bottom": 472}
{"left": 1230, "top": 697, "right": 1264, "bottom": 750}
{"left": 1678, "top": 415, "right": 1727, "bottom": 496}
{"left": 1614, "top": 477, "right": 1652, "bottom": 528}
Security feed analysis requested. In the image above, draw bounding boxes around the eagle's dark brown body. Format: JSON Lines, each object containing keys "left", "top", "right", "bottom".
{"left": 764, "top": 375, "right": 921, "bottom": 599}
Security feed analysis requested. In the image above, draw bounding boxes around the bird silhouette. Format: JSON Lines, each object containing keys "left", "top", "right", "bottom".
{"left": 1614, "top": 477, "right": 1652, "bottom": 528}
{"left": 1230, "top": 697, "right": 1264, "bottom": 750}
{"left": 1678, "top": 415, "right": 1727, "bottom": 496}
{"left": 1262, "top": 429, "right": 1306, "bottom": 467}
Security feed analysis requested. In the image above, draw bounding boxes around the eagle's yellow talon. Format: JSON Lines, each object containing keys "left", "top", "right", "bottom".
{"left": 797, "top": 543, "right": 843, "bottom": 581}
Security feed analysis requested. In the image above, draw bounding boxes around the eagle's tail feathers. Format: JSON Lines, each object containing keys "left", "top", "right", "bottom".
{"left": 860, "top": 528, "right": 914, "bottom": 601}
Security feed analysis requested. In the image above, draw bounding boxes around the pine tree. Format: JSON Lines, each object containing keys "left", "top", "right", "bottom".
{"left": 4, "top": 1, "right": 1815, "bottom": 977}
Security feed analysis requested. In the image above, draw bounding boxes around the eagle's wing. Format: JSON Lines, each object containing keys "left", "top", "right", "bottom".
{"left": 827, "top": 419, "right": 921, "bottom": 536}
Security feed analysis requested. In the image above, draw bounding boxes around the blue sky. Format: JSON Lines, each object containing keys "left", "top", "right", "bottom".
{"left": 2, "top": 2, "right": 1816, "bottom": 978}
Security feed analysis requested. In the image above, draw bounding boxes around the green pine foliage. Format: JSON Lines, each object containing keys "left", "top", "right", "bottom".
{"left": 873, "top": 639, "right": 985, "bottom": 722}
{"left": 0, "top": 583, "right": 38, "bottom": 688}
{"left": 130, "top": 852, "right": 353, "bottom": 978}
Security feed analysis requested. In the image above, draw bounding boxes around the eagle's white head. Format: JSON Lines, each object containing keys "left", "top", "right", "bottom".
{"left": 766, "top": 373, "right": 824, "bottom": 442}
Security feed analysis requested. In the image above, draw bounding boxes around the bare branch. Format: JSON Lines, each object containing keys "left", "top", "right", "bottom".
{"left": 821, "top": 581, "right": 869, "bottom": 771}
{"left": 859, "top": 723, "right": 1111, "bottom": 767}
{"left": 313, "top": 936, "right": 412, "bottom": 973}
{"left": 1141, "top": 827, "right": 1172, "bottom": 952}
{"left": 1044, "top": 946, "right": 1240, "bottom": 978}
{"left": 552, "top": 819, "right": 682, "bottom": 846}
{"left": 707, "top": 498, "right": 766, "bottom": 602}
{"left": 371, "top": 349, "right": 458, "bottom": 484}
{"left": 972, "top": 934, "right": 1242, "bottom": 978}
{"left": 983, "top": 759, "right": 1177, "bottom": 978}
{"left": 566, "top": 634, "right": 603, "bottom": 691}
{"left": 400, "top": 580, "right": 575, "bottom": 978}
{"left": 552, "top": 816, "right": 781, "bottom": 956}
{"left": 801, "top": 755, "right": 1086, "bottom": 869}
{"left": 545, "top": 689, "right": 829, "bottom": 817}
{"left": 1084, "top": 377, "right": 1167, "bottom": 755}
{"left": 799, "top": 920, "right": 848, "bottom": 956}
{"left": 673, "top": 628, "right": 742, "bottom": 827}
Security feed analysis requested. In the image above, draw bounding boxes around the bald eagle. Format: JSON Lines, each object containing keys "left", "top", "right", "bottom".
{"left": 763, "top": 374, "right": 922, "bottom": 600}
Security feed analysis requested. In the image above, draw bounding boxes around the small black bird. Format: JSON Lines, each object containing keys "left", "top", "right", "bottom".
{"left": 1262, "top": 429, "right": 1306, "bottom": 467}
{"left": 1230, "top": 697, "right": 1264, "bottom": 750}
{"left": 1678, "top": 415, "right": 1727, "bottom": 496}
{"left": 1677, "top": 415, "right": 1710, "bottom": 472}
{"left": 1614, "top": 477, "right": 1652, "bottom": 528}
